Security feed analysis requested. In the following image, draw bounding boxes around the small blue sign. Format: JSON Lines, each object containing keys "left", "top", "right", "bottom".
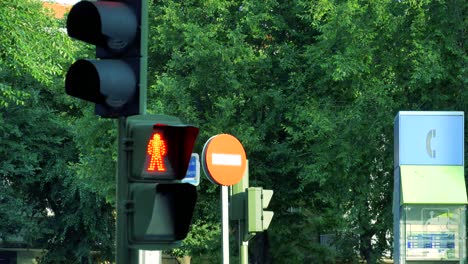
{"left": 185, "top": 156, "right": 198, "bottom": 179}
{"left": 182, "top": 154, "right": 200, "bottom": 186}
{"left": 407, "top": 233, "right": 455, "bottom": 249}
{"left": 395, "top": 111, "right": 464, "bottom": 166}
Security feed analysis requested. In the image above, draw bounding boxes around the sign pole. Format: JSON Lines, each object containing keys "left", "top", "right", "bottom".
{"left": 222, "top": 185, "right": 230, "bottom": 264}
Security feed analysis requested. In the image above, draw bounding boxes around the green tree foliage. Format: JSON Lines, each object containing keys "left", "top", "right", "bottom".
{"left": 1, "top": 0, "right": 465, "bottom": 262}
{"left": 148, "top": 0, "right": 466, "bottom": 262}
{"left": 0, "top": 0, "right": 115, "bottom": 262}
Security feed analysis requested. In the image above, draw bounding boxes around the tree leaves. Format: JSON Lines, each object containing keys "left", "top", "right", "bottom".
{"left": 0, "top": 1, "right": 114, "bottom": 262}
{"left": 0, "top": 0, "right": 465, "bottom": 262}
{"left": 148, "top": 0, "right": 466, "bottom": 262}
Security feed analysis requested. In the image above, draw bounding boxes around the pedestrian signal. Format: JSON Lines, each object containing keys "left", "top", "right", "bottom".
{"left": 121, "top": 115, "right": 199, "bottom": 250}
{"left": 145, "top": 131, "right": 168, "bottom": 173}
{"left": 126, "top": 115, "right": 199, "bottom": 181}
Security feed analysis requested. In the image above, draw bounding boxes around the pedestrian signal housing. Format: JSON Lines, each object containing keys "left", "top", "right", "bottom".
{"left": 122, "top": 115, "right": 199, "bottom": 249}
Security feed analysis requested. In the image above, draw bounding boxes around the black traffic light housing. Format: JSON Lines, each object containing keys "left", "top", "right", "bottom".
{"left": 120, "top": 115, "right": 199, "bottom": 250}
{"left": 128, "top": 122, "right": 198, "bottom": 181}
{"left": 128, "top": 183, "right": 197, "bottom": 244}
{"left": 65, "top": 0, "right": 146, "bottom": 117}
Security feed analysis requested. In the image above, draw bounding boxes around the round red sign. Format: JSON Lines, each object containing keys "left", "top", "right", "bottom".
{"left": 202, "top": 134, "right": 247, "bottom": 186}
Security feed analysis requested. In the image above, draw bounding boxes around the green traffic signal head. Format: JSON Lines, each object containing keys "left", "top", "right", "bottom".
{"left": 246, "top": 187, "right": 274, "bottom": 233}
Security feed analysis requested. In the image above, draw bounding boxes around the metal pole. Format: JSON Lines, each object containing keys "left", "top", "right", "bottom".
{"left": 116, "top": 117, "right": 130, "bottom": 264}
{"left": 139, "top": 0, "right": 149, "bottom": 115}
{"left": 232, "top": 161, "right": 249, "bottom": 264}
{"left": 240, "top": 162, "right": 249, "bottom": 264}
{"left": 138, "top": 250, "right": 161, "bottom": 264}
{"left": 138, "top": 0, "right": 149, "bottom": 261}
{"left": 240, "top": 241, "right": 248, "bottom": 264}
{"left": 116, "top": 118, "right": 140, "bottom": 264}
{"left": 222, "top": 185, "right": 230, "bottom": 264}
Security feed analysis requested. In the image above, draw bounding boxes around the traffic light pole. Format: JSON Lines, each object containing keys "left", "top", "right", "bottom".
{"left": 117, "top": 117, "right": 132, "bottom": 263}
{"left": 116, "top": 117, "right": 141, "bottom": 264}
{"left": 240, "top": 241, "right": 248, "bottom": 264}
{"left": 135, "top": 0, "right": 149, "bottom": 259}
{"left": 137, "top": 0, "right": 149, "bottom": 259}
{"left": 139, "top": 0, "right": 149, "bottom": 115}
{"left": 128, "top": 0, "right": 148, "bottom": 261}
{"left": 238, "top": 167, "right": 249, "bottom": 264}
{"left": 231, "top": 161, "right": 249, "bottom": 264}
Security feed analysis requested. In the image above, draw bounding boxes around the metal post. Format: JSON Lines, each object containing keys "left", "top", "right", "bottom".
{"left": 222, "top": 185, "right": 230, "bottom": 264}
{"left": 138, "top": 0, "right": 149, "bottom": 261}
{"left": 232, "top": 161, "right": 249, "bottom": 264}
{"left": 239, "top": 162, "right": 249, "bottom": 264}
{"left": 138, "top": 0, "right": 148, "bottom": 115}
{"left": 138, "top": 250, "right": 161, "bottom": 264}
{"left": 116, "top": 117, "right": 130, "bottom": 263}
{"left": 240, "top": 241, "right": 248, "bottom": 264}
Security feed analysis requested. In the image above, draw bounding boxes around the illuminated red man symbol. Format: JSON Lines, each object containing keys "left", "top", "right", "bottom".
{"left": 146, "top": 132, "right": 167, "bottom": 172}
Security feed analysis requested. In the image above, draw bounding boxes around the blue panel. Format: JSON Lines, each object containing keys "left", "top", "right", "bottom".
{"left": 182, "top": 153, "right": 200, "bottom": 186}
{"left": 396, "top": 112, "right": 464, "bottom": 166}
{"left": 185, "top": 155, "right": 197, "bottom": 179}
{"left": 407, "top": 233, "right": 455, "bottom": 249}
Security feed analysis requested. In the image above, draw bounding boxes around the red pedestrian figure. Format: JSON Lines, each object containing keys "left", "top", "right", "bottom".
{"left": 146, "top": 132, "right": 167, "bottom": 172}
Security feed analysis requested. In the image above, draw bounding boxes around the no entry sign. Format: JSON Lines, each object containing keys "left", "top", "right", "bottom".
{"left": 202, "top": 134, "right": 247, "bottom": 186}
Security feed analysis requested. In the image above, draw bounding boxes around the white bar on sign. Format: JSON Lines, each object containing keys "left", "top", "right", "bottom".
{"left": 212, "top": 153, "right": 242, "bottom": 166}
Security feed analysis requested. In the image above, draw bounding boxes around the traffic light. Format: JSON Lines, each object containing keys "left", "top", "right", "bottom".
{"left": 121, "top": 115, "right": 199, "bottom": 250}
{"left": 127, "top": 116, "right": 198, "bottom": 181}
{"left": 246, "top": 187, "right": 274, "bottom": 233}
{"left": 65, "top": 0, "right": 147, "bottom": 117}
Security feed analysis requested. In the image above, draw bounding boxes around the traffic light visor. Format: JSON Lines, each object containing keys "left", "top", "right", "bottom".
{"left": 129, "top": 183, "right": 197, "bottom": 246}
{"left": 67, "top": 1, "right": 104, "bottom": 48}
{"left": 66, "top": 59, "right": 136, "bottom": 108}
{"left": 67, "top": 1, "right": 138, "bottom": 53}
{"left": 65, "top": 59, "right": 103, "bottom": 104}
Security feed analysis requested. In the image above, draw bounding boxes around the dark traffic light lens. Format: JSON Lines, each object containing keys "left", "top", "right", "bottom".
{"left": 66, "top": 59, "right": 136, "bottom": 107}
{"left": 67, "top": 1, "right": 105, "bottom": 47}
{"left": 67, "top": 1, "right": 137, "bottom": 53}
{"left": 65, "top": 59, "right": 103, "bottom": 104}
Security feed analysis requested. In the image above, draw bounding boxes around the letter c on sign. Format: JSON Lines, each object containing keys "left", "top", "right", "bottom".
{"left": 426, "top": 129, "right": 436, "bottom": 158}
